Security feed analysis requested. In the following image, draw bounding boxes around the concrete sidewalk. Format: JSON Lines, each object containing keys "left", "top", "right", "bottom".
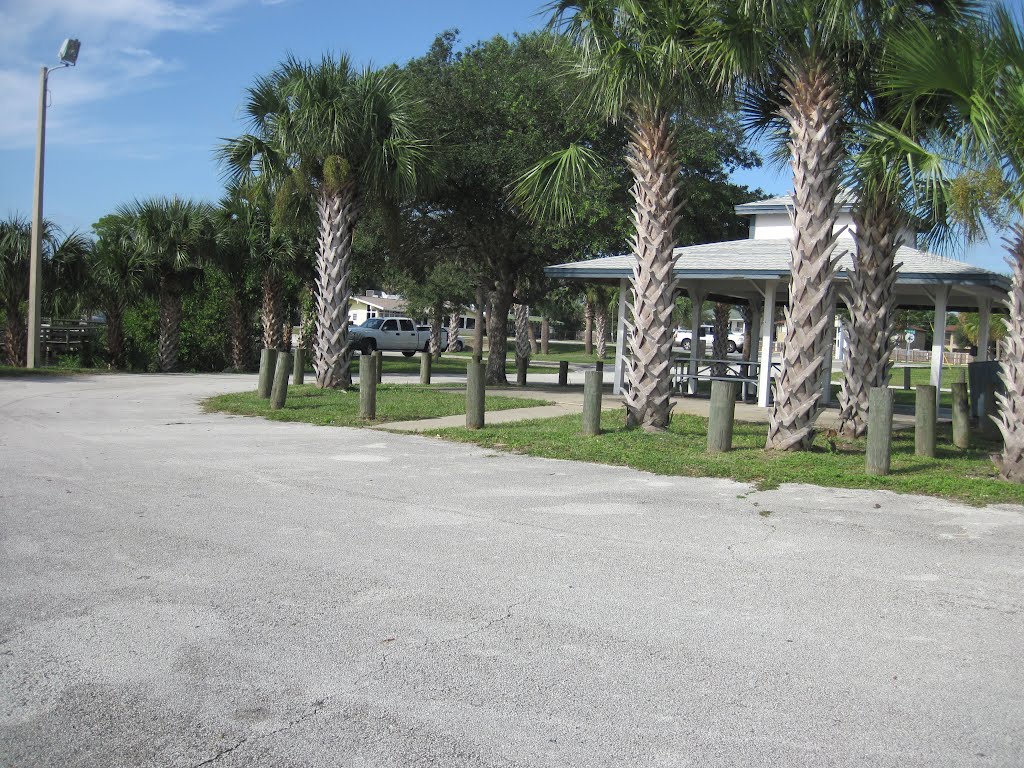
{"left": 1, "top": 373, "right": 1021, "bottom": 768}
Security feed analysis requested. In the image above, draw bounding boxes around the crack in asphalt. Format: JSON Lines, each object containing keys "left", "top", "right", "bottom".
{"left": 189, "top": 697, "right": 332, "bottom": 767}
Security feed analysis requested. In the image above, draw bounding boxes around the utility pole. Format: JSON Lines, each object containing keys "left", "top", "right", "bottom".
{"left": 26, "top": 39, "right": 80, "bottom": 369}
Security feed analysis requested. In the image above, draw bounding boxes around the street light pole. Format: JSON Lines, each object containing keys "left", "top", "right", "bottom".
{"left": 26, "top": 39, "right": 80, "bottom": 370}
{"left": 26, "top": 66, "right": 48, "bottom": 369}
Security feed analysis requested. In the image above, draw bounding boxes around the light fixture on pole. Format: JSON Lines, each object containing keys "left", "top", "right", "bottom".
{"left": 26, "top": 38, "right": 81, "bottom": 369}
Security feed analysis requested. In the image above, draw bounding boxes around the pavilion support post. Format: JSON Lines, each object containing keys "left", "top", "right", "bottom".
{"left": 612, "top": 278, "right": 628, "bottom": 396}
{"left": 820, "top": 298, "right": 838, "bottom": 406}
{"left": 745, "top": 300, "right": 761, "bottom": 402}
{"left": 687, "top": 283, "right": 705, "bottom": 396}
{"left": 930, "top": 285, "right": 949, "bottom": 421}
{"left": 977, "top": 296, "right": 992, "bottom": 361}
{"left": 757, "top": 280, "right": 778, "bottom": 408}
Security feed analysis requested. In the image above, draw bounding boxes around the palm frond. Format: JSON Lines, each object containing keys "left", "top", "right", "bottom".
{"left": 509, "top": 143, "right": 602, "bottom": 223}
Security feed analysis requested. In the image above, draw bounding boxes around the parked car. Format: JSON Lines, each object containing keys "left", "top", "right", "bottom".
{"left": 349, "top": 317, "right": 450, "bottom": 356}
{"left": 674, "top": 324, "right": 745, "bottom": 354}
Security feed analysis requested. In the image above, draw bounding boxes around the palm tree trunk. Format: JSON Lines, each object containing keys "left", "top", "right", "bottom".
{"left": 994, "top": 227, "right": 1024, "bottom": 483}
{"left": 261, "top": 271, "right": 283, "bottom": 350}
{"left": 4, "top": 312, "right": 26, "bottom": 367}
{"left": 514, "top": 304, "right": 531, "bottom": 359}
{"left": 446, "top": 312, "right": 461, "bottom": 353}
{"left": 105, "top": 305, "right": 126, "bottom": 369}
{"left": 766, "top": 62, "right": 845, "bottom": 451}
{"left": 583, "top": 298, "right": 594, "bottom": 355}
{"left": 473, "top": 284, "right": 486, "bottom": 355}
{"left": 712, "top": 302, "right": 730, "bottom": 376}
{"left": 314, "top": 187, "right": 357, "bottom": 389}
{"left": 595, "top": 301, "right": 609, "bottom": 359}
{"left": 299, "top": 282, "right": 316, "bottom": 352}
{"left": 225, "top": 293, "right": 248, "bottom": 371}
{"left": 528, "top": 316, "right": 538, "bottom": 355}
{"left": 430, "top": 300, "right": 443, "bottom": 361}
{"left": 157, "top": 278, "right": 183, "bottom": 373}
{"left": 623, "top": 114, "right": 682, "bottom": 431}
{"left": 485, "top": 281, "right": 513, "bottom": 385}
{"left": 837, "top": 198, "right": 902, "bottom": 437}
{"left": 541, "top": 316, "right": 550, "bottom": 355}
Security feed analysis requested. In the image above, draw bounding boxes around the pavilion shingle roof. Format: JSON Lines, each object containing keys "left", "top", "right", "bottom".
{"left": 545, "top": 236, "right": 1007, "bottom": 287}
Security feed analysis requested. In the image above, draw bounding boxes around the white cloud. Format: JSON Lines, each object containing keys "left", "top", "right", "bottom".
{"left": 0, "top": 0, "right": 246, "bottom": 149}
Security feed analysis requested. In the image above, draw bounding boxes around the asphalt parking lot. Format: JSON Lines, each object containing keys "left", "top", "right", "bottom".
{"left": 1, "top": 373, "right": 1022, "bottom": 767}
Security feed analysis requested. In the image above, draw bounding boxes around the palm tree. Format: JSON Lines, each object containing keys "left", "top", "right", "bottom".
{"left": 704, "top": 0, "right": 863, "bottom": 449}
{"left": 0, "top": 215, "right": 89, "bottom": 367}
{"left": 210, "top": 195, "right": 259, "bottom": 371}
{"left": 835, "top": 1, "right": 977, "bottom": 438}
{"left": 219, "top": 75, "right": 310, "bottom": 356}
{"left": 883, "top": 7, "right": 1024, "bottom": 481}
{"left": 518, "top": 0, "right": 722, "bottom": 431}
{"left": 89, "top": 214, "right": 149, "bottom": 368}
{"left": 227, "top": 56, "right": 429, "bottom": 389}
{"left": 120, "top": 197, "right": 216, "bottom": 373}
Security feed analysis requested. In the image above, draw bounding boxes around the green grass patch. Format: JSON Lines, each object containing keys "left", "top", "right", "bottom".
{"left": 833, "top": 365, "right": 968, "bottom": 390}
{"left": 203, "top": 383, "right": 550, "bottom": 427}
{"left": 435, "top": 409, "right": 1023, "bottom": 507}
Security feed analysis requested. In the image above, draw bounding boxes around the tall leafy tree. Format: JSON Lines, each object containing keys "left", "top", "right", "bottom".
{"left": 119, "top": 197, "right": 216, "bottom": 373}
{"left": 407, "top": 31, "right": 629, "bottom": 385}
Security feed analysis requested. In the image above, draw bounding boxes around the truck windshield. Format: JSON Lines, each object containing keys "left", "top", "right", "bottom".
{"left": 361, "top": 318, "right": 385, "bottom": 329}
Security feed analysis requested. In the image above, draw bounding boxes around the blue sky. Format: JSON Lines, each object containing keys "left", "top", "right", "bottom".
{"left": 0, "top": 0, "right": 1011, "bottom": 272}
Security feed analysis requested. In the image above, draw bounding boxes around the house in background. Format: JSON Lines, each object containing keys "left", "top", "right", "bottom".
{"left": 348, "top": 292, "right": 407, "bottom": 326}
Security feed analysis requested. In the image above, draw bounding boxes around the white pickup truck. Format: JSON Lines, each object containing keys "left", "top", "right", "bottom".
{"left": 349, "top": 317, "right": 450, "bottom": 356}
{"left": 674, "top": 324, "right": 745, "bottom": 354}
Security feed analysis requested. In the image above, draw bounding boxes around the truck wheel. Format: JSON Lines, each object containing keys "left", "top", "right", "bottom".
{"left": 453, "top": 340, "right": 464, "bottom": 352}
{"left": 361, "top": 338, "right": 376, "bottom": 355}
{"left": 727, "top": 341, "right": 737, "bottom": 354}
{"left": 402, "top": 350, "right": 416, "bottom": 357}
{"left": 682, "top": 339, "right": 691, "bottom": 351}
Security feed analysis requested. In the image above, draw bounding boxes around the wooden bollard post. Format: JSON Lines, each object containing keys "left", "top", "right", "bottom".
{"left": 957, "top": 367, "right": 966, "bottom": 384}
{"left": 292, "top": 348, "right": 305, "bottom": 386}
{"left": 915, "top": 385, "right": 937, "bottom": 457}
{"left": 270, "top": 352, "right": 292, "bottom": 410}
{"left": 866, "top": 386, "right": 895, "bottom": 475}
{"left": 374, "top": 350, "right": 383, "bottom": 384}
{"left": 466, "top": 361, "right": 485, "bottom": 429}
{"left": 903, "top": 366, "right": 912, "bottom": 391}
{"left": 707, "top": 380, "right": 739, "bottom": 454}
{"left": 516, "top": 355, "right": 528, "bottom": 386}
{"left": 558, "top": 360, "right": 569, "bottom": 386}
{"left": 359, "top": 353, "right": 377, "bottom": 420}
{"left": 952, "top": 382, "right": 970, "bottom": 449}
{"left": 420, "top": 352, "right": 432, "bottom": 385}
{"left": 257, "top": 348, "right": 278, "bottom": 399}
{"left": 582, "top": 369, "right": 602, "bottom": 436}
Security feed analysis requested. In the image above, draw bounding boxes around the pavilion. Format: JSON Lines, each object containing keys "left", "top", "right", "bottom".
{"left": 544, "top": 196, "right": 1010, "bottom": 415}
